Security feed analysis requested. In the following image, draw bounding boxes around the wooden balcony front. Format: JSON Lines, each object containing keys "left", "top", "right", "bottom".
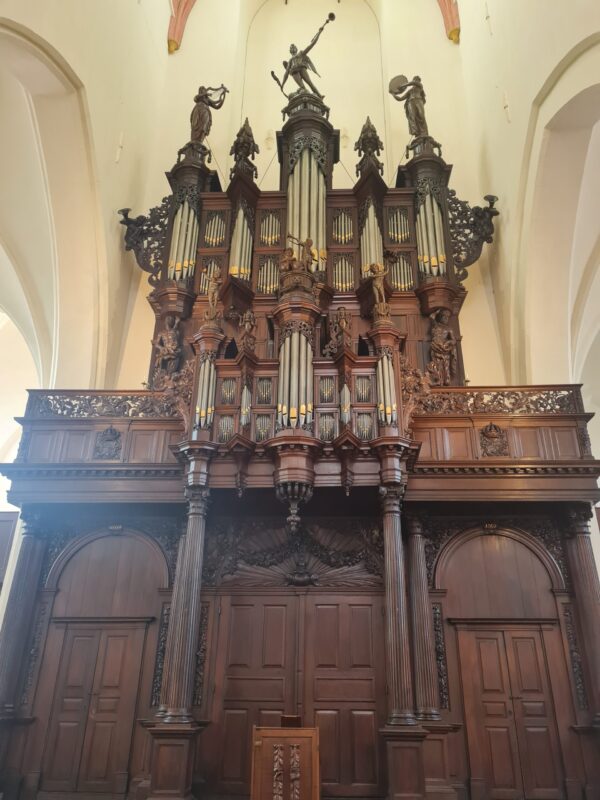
{"left": 2, "top": 384, "right": 598, "bottom": 505}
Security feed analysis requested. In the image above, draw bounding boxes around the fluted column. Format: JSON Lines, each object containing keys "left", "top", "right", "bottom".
{"left": 381, "top": 486, "right": 416, "bottom": 725}
{"left": 162, "top": 488, "right": 210, "bottom": 722}
{"left": 565, "top": 506, "right": 600, "bottom": 726}
{"left": 408, "top": 517, "right": 440, "bottom": 721}
{"left": 155, "top": 533, "right": 186, "bottom": 717}
{"left": 0, "top": 529, "right": 45, "bottom": 715}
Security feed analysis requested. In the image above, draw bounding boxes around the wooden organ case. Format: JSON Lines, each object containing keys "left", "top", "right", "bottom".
{"left": 1, "top": 74, "right": 600, "bottom": 800}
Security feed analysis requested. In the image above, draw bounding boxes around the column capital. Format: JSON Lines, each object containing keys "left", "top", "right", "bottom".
{"left": 565, "top": 503, "right": 593, "bottom": 536}
{"left": 185, "top": 486, "right": 210, "bottom": 517}
{"left": 379, "top": 483, "right": 405, "bottom": 515}
{"left": 406, "top": 515, "right": 425, "bottom": 537}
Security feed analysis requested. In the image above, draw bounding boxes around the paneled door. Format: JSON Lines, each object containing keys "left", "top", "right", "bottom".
{"left": 207, "top": 595, "right": 298, "bottom": 794}
{"left": 303, "top": 595, "right": 386, "bottom": 797}
{"left": 458, "top": 626, "right": 564, "bottom": 800}
{"left": 42, "top": 622, "right": 146, "bottom": 793}
{"left": 203, "top": 592, "right": 386, "bottom": 799}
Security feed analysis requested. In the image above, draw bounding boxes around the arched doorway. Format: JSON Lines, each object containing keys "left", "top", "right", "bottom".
{"left": 435, "top": 527, "right": 581, "bottom": 800}
{"left": 22, "top": 529, "right": 168, "bottom": 797}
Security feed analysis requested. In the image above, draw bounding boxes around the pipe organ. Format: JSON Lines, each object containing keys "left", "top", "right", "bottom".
{"left": 10, "top": 40, "right": 600, "bottom": 800}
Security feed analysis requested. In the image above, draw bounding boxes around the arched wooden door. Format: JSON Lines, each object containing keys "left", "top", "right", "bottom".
{"left": 24, "top": 529, "right": 168, "bottom": 796}
{"left": 435, "top": 528, "right": 583, "bottom": 800}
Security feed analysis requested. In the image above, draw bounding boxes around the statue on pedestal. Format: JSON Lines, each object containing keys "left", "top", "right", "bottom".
{"left": 202, "top": 264, "right": 223, "bottom": 323}
{"left": 155, "top": 315, "right": 182, "bottom": 375}
{"left": 389, "top": 75, "right": 429, "bottom": 139}
{"left": 271, "top": 13, "right": 335, "bottom": 99}
{"left": 190, "top": 84, "right": 228, "bottom": 145}
{"left": 288, "top": 234, "right": 319, "bottom": 272}
{"left": 427, "top": 309, "right": 457, "bottom": 385}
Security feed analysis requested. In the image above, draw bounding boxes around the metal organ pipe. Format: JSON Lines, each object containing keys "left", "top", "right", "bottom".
{"left": 289, "top": 331, "right": 299, "bottom": 426}
{"left": 299, "top": 335, "right": 307, "bottom": 427}
{"left": 168, "top": 204, "right": 183, "bottom": 279}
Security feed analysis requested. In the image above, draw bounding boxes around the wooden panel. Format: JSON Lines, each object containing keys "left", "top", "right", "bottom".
{"left": 412, "top": 428, "right": 434, "bottom": 459}
{"left": 29, "top": 431, "right": 58, "bottom": 462}
{"left": 60, "top": 431, "right": 90, "bottom": 461}
{"left": 350, "top": 711, "right": 377, "bottom": 784}
{"left": 314, "top": 604, "right": 339, "bottom": 667}
{"left": 52, "top": 532, "right": 166, "bottom": 618}
{"left": 514, "top": 427, "right": 543, "bottom": 458}
{"left": 441, "top": 533, "right": 557, "bottom": 619}
{"left": 316, "top": 710, "right": 340, "bottom": 783}
{"left": 550, "top": 427, "right": 579, "bottom": 459}
{"left": 129, "top": 430, "right": 158, "bottom": 462}
{"left": 442, "top": 428, "right": 473, "bottom": 460}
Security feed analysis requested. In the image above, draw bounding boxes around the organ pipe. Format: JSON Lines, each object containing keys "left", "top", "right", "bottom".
{"left": 376, "top": 352, "right": 398, "bottom": 427}
{"left": 195, "top": 355, "right": 217, "bottom": 432}
{"left": 416, "top": 186, "right": 446, "bottom": 280}
{"left": 360, "top": 202, "right": 383, "bottom": 277}
{"left": 286, "top": 148, "right": 326, "bottom": 264}
{"left": 277, "top": 329, "right": 314, "bottom": 430}
{"left": 229, "top": 206, "right": 253, "bottom": 281}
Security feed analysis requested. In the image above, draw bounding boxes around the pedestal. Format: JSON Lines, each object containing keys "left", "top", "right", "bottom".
{"left": 147, "top": 721, "right": 206, "bottom": 800}
{"left": 381, "top": 726, "right": 427, "bottom": 800}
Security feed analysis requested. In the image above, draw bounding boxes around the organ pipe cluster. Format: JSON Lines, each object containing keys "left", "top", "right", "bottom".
{"left": 376, "top": 350, "right": 398, "bottom": 426}
{"left": 287, "top": 148, "right": 326, "bottom": 266}
{"left": 229, "top": 205, "right": 254, "bottom": 280}
{"left": 360, "top": 200, "right": 384, "bottom": 276}
{"left": 416, "top": 187, "right": 446, "bottom": 278}
{"left": 277, "top": 328, "right": 314, "bottom": 429}
{"left": 194, "top": 354, "right": 217, "bottom": 432}
{"left": 167, "top": 198, "right": 200, "bottom": 281}
{"left": 340, "top": 383, "right": 351, "bottom": 425}
{"left": 204, "top": 211, "right": 226, "bottom": 247}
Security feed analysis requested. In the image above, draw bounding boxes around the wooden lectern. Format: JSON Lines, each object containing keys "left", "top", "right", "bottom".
{"left": 250, "top": 726, "right": 320, "bottom": 800}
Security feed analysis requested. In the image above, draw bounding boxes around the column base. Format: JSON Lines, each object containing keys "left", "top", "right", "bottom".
{"left": 147, "top": 720, "right": 208, "bottom": 800}
{"left": 381, "top": 725, "right": 427, "bottom": 800}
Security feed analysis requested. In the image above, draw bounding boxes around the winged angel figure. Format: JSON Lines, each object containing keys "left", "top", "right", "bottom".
{"left": 271, "top": 13, "right": 335, "bottom": 99}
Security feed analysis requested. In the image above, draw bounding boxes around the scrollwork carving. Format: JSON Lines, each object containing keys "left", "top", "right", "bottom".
{"left": 447, "top": 189, "right": 499, "bottom": 280}
{"left": 151, "top": 604, "right": 171, "bottom": 707}
{"left": 279, "top": 320, "right": 314, "bottom": 348}
{"left": 432, "top": 604, "right": 449, "bottom": 710}
{"left": 202, "top": 518, "right": 383, "bottom": 589}
{"left": 289, "top": 134, "right": 327, "bottom": 174}
{"left": 563, "top": 604, "right": 588, "bottom": 710}
{"left": 193, "top": 604, "right": 210, "bottom": 706}
{"left": 118, "top": 197, "right": 171, "bottom": 285}
{"left": 416, "top": 387, "right": 582, "bottom": 416}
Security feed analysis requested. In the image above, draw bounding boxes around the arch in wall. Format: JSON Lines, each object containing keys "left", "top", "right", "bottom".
{"left": 513, "top": 34, "right": 600, "bottom": 387}
{"left": 434, "top": 526, "right": 565, "bottom": 618}
{"left": 46, "top": 528, "right": 170, "bottom": 617}
{"left": 0, "top": 19, "right": 108, "bottom": 390}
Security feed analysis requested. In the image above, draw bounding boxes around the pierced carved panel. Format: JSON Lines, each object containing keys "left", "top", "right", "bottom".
{"left": 202, "top": 518, "right": 383, "bottom": 589}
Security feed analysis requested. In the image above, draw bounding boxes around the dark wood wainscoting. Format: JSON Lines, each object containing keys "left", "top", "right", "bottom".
{"left": 198, "top": 591, "right": 386, "bottom": 799}
{"left": 457, "top": 624, "right": 566, "bottom": 800}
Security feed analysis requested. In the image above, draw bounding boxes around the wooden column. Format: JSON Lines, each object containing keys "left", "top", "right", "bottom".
{"left": 163, "top": 487, "right": 209, "bottom": 722}
{"left": 381, "top": 485, "right": 416, "bottom": 726}
{"left": 565, "top": 506, "right": 600, "bottom": 727}
{"left": 155, "top": 533, "right": 187, "bottom": 717}
{"left": 0, "top": 529, "right": 45, "bottom": 715}
{"left": 408, "top": 517, "right": 440, "bottom": 721}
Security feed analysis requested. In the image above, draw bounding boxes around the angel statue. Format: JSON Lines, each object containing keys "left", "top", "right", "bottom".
{"left": 190, "top": 84, "right": 228, "bottom": 145}
{"left": 271, "top": 13, "right": 335, "bottom": 99}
